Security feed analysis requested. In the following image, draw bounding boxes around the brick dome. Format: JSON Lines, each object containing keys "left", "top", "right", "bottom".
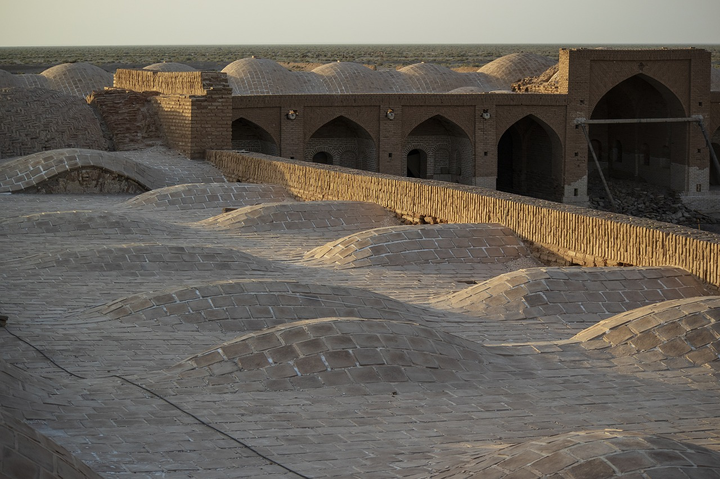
{"left": 222, "top": 57, "right": 321, "bottom": 95}
{"left": 0, "top": 69, "right": 18, "bottom": 88}
{"left": 312, "top": 62, "right": 384, "bottom": 93}
{"left": 40, "top": 63, "right": 113, "bottom": 97}
{"left": 478, "top": 52, "right": 558, "bottom": 87}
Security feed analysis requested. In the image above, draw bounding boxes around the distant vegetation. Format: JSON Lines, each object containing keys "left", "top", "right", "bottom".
{"left": 1, "top": 44, "right": 718, "bottom": 73}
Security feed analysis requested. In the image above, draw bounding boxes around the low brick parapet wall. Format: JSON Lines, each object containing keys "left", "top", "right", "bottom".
{"left": 114, "top": 70, "right": 230, "bottom": 96}
{"left": 207, "top": 150, "right": 720, "bottom": 288}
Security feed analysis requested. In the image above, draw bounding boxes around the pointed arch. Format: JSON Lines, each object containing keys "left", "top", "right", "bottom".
{"left": 231, "top": 117, "right": 278, "bottom": 156}
{"left": 402, "top": 115, "right": 473, "bottom": 182}
{"left": 589, "top": 73, "right": 687, "bottom": 190}
{"left": 496, "top": 115, "right": 563, "bottom": 201}
{"left": 305, "top": 116, "right": 377, "bottom": 171}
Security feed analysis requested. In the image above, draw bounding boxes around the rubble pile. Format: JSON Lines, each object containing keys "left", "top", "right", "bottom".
{"left": 588, "top": 171, "right": 717, "bottom": 228}
{"left": 512, "top": 64, "right": 560, "bottom": 93}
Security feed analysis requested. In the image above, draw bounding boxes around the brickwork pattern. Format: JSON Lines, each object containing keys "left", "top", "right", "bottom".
{"left": 306, "top": 223, "right": 532, "bottom": 268}
{"left": 122, "top": 182, "right": 293, "bottom": 211}
{"left": 9, "top": 244, "right": 277, "bottom": 275}
{"left": 98, "top": 280, "right": 432, "bottom": 334}
{"left": 168, "top": 317, "right": 486, "bottom": 392}
{"left": 0, "top": 88, "right": 108, "bottom": 158}
{"left": 1, "top": 409, "right": 102, "bottom": 479}
{"left": 86, "top": 88, "right": 163, "bottom": 151}
{"left": 114, "top": 70, "right": 232, "bottom": 159}
{"left": 208, "top": 151, "right": 720, "bottom": 287}
{"left": 221, "top": 57, "right": 515, "bottom": 95}
{"left": 0, "top": 149, "right": 166, "bottom": 192}
{"left": 201, "top": 200, "right": 399, "bottom": 234}
{"left": 575, "top": 296, "right": 720, "bottom": 367}
{"left": 3, "top": 146, "right": 720, "bottom": 477}
{"left": 434, "top": 266, "right": 712, "bottom": 322}
{"left": 478, "top": 52, "right": 558, "bottom": 86}
{"left": 433, "top": 430, "right": 720, "bottom": 478}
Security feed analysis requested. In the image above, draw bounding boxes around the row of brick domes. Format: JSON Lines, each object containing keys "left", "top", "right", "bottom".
{"left": 3, "top": 55, "right": 717, "bottom": 98}
{"left": 0, "top": 53, "right": 558, "bottom": 97}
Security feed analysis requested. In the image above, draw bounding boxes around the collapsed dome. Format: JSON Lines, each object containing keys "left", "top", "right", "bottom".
{"left": 40, "top": 62, "right": 114, "bottom": 97}
{"left": 143, "top": 62, "right": 197, "bottom": 72}
{"left": 478, "top": 52, "right": 558, "bottom": 87}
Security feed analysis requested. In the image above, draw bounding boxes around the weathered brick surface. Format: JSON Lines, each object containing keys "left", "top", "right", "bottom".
{"left": 0, "top": 88, "right": 108, "bottom": 158}
{"left": 207, "top": 150, "right": 720, "bottom": 288}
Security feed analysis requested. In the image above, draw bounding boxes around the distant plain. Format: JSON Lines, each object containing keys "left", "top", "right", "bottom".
{"left": 1, "top": 44, "right": 719, "bottom": 74}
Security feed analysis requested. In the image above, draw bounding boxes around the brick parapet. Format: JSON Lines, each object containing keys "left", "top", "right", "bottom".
{"left": 207, "top": 150, "right": 720, "bottom": 288}
{"left": 114, "top": 69, "right": 231, "bottom": 96}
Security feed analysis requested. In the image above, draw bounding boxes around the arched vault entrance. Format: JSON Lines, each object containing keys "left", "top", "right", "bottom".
{"left": 497, "top": 115, "right": 563, "bottom": 201}
{"left": 231, "top": 118, "right": 278, "bottom": 155}
{"left": 305, "top": 117, "right": 377, "bottom": 171}
{"left": 403, "top": 115, "right": 473, "bottom": 182}
{"left": 588, "top": 74, "right": 687, "bottom": 190}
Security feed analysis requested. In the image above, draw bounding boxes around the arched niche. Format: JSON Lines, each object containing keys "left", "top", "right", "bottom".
{"left": 402, "top": 115, "right": 472, "bottom": 182}
{"left": 231, "top": 118, "right": 279, "bottom": 156}
{"left": 497, "top": 115, "right": 563, "bottom": 201}
{"left": 589, "top": 74, "right": 687, "bottom": 190}
{"left": 305, "top": 116, "right": 377, "bottom": 171}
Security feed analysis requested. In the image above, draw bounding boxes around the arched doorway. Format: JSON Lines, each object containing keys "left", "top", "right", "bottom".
{"left": 312, "top": 151, "right": 333, "bottom": 165}
{"left": 231, "top": 118, "right": 278, "bottom": 155}
{"left": 712, "top": 127, "right": 720, "bottom": 187}
{"left": 497, "top": 115, "right": 562, "bottom": 201}
{"left": 305, "top": 117, "right": 377, "bottom": 171}
{"left": 589, "top": 74, "right": 687, "bottom": 190}
{"left": 403, "top": 115, "right": 472, "bottom": 183}
{"left": 406, "top": 149, "right": 427, "bottom": 178}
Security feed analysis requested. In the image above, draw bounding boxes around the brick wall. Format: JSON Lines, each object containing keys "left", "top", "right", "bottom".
{"left": 87, "top": 88, "right": 163, "bottom": 150}
{"left": 113, "top": 70, "right": 232, "bottom": 159}
{"left": 207, "top": 150, "right": 720, "bottom": 288}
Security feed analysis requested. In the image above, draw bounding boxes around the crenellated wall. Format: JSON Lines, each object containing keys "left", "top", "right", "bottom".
{"left": 112, "top": 70, "right": 232, "bottom": 159}
{"left": 207, "top": 150, "right": 720, "bottom": 288}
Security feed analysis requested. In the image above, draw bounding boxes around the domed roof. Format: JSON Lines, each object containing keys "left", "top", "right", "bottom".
{"left": 712, "top": 67, "right": 720, "bottom": 91}
{"left": 0, "top": 88, "right": 107, "bottom": 157}
{"left": 312, "top": 62, "right": 383, "bottom": 93}
{"left": 143, "top": 62, "right": 196, "bottom": 72}
{"left": 478, "top": 52, "right": 557, "bottom": 87}
{"left": 432, "top": 430, "right": 720, "bottom": 478}
{"left": 40, "top": 63, "right": 113, "bottom": 97}
{"left": 0, "top": 69, "right": 18, "bottom": 88}
{"left": 13, "top": 74, "right": 50, "bottom": 89}
{"left": 399, "top": 63, "right": 466, "bottom": 93}
{"left": 222, "top": 58, "right": 307, "bottom": 95}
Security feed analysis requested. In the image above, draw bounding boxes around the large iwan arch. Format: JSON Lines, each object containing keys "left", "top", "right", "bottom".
{"left": 497, "top": 115, "right": 563, "bottom": 201}
{"left": 305, "top": 116, "right": 377, "bottom": 171}
{"left": 402, "top": 115, "right": 473, "bottom": 182}
{"left": 231, "top": 118, "right": 278, "bottom": 156}
{"left": 588, "top": 74, "right": 687, "bottom": 191}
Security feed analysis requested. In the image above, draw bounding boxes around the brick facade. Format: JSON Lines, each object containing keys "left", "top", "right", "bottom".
{"left": 108, "top": 49, "right": 719, "bottom": 208}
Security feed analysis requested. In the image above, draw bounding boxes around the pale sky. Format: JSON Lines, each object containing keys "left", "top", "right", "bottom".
{"left": 0, "top": 0, "right": 718, "bottom": 47}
